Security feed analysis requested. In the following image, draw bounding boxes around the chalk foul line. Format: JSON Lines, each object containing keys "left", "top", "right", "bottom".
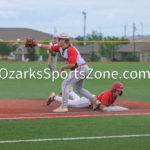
{"left": 0, "top": 134, "right": 150, "bottom": 144}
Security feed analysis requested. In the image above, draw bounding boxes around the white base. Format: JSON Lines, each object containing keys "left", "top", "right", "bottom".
{"left": 102, "top": 106, "right": 128, "bottom": 112}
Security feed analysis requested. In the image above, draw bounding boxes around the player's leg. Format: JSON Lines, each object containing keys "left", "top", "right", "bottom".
{"left": 68, "top": 97, "right": 91, "bottom": 108}
{"left": 53, "top": 54, "right": 58, "bottom": 71}
{"left": 50, "top": 52, "right": 57, "bottom": 72}
{"left": 58, "top": 66, "right": 86, "bottom": 109}
{"left": 74, "top": 79, "right": 97, "bottom": 102}
{"left": 74, "top": 65, "right": 101, "bottom": 110}
{"left": 50, "top": 54, "right": 54, "bottom": 71}
{"left": 74, "top": 65, "right": 98, "bottom": 103}
{"left": 60, "top": 69, "right": 87, "bottom": 107}
{"left": 53, "top": 65, "right": 99, "bottom": 112}
{"left": 54, "top": 96, "right": 90, "bottom": 108}
{"left": 51, "top": 56, "right": 56, "bottom": 72}
{"left": 61, "top": 72, "right": 76, "bottom": 107}
{"left": 53, "top": 71, "right": 76, "bottom": 112}
{"left": 47, "top": 94, "right": 73, "bottom": 105}
{"left": 69, "top": 91, "right": 80, "bottom": 100}
{"left": 48, "top": 53, "right": 53, "bottom": 70}
{"left": 54, "top": 96, "right": 63, "bottom": 102}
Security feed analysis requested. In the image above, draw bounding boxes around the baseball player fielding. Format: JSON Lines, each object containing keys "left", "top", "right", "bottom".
{"left": 25, "top": 32, "right": 101, "bottom": 113}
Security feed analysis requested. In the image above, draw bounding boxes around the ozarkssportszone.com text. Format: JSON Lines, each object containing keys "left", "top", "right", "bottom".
{"left": 0, "top": 68, "right": 150, "bottom": 82}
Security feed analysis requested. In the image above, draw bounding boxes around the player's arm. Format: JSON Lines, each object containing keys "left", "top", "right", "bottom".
{"left": 96, "top": 94, "right": 109, "bottom": 110}
{"left": 25, "top": 37, "right": 59, "bottom": 52}
{"left": 59, "top": 64, "right": 75, "bottom": 73}
{"left": 38, "top": 44, "right": 61, "bottom": 54}
{"left": 39, "top": 44, "right": 52, "bottom": 51}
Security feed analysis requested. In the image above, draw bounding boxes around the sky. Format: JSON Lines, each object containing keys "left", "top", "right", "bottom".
{"left": 0, "top": 0, "right": 150, "bottom": 37}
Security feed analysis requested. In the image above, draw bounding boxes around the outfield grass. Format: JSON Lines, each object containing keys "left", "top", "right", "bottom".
{"left": 0, "top": 61, "right": 149, "bottom": 101}
{"left": 0, "top": 116, "right": 150, "bottom": 150}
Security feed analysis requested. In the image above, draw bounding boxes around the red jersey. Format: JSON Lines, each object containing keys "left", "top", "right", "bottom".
{"left": 51, "top": 44, "right": 85, "bottom": 70}
{"left": 91, "top": 90, "right": 117, "bottom": 106}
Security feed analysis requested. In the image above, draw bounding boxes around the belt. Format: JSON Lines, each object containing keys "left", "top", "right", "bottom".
{"left": 71, "top": 63, "right": 86, "bottom": 70}
{"left": 81, "top": 63, "right": 86, "bottom": 66}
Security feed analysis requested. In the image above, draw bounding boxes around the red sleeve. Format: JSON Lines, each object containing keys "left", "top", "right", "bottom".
{"left": 67, "top": 47, "right": 77, "bottom": 64}
{"left": 96, "top": 94, "right": 110, "bottom": 106}
{"left": 51, "top": 45, "right": 60, "bottom": 52}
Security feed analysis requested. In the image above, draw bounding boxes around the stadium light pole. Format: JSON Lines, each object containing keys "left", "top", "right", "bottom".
{"left": 133, "top": 23, "right": 136, "bottom": 56}
{"left": 124, "top": 24, "right": 127, "bottom": 38}
{"left": 82, "top": 11, "right": 86, "bottom": 46}
{"left": 54, "top": 26, "right": 57, "bottom": 36}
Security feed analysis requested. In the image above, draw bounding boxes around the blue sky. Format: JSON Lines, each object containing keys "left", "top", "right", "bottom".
{"left": 0, "top": 0, "right": 150, "bottom": 37}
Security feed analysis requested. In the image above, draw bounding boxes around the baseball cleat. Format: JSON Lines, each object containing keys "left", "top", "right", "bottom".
{"left": 46, "top": 92, "right": 56, "bottom": 106}
{"left": 93, "top": 100, "right": 101, "bottom": 110}
{"left": 53, "top": 105, "right": 68, "bottom": 113}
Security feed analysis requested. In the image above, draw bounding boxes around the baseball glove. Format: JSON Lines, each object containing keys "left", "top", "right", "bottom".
{"left": 25, "top": 37, "right": 37, "bottom": 48}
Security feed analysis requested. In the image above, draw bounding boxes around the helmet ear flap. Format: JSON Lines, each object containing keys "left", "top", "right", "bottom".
{"left": 119, "top": 91, "right": 123, "bottom": 96}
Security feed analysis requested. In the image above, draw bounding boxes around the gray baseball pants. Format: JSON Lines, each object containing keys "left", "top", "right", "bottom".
{"left": 62, "top": 64, "right": 97, "bottom": 107}
{"left": 48, "top": 53, "right": 58, "bottom": 72}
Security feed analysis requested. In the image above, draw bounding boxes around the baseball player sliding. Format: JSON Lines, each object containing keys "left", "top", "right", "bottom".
{"left": 25, "top": 32, "right": 101, "bottom": 113}
{"left": 47, "top": 36, "right": 58, "bottom": 72}
{"left": 47, "top": 82, "right": 128, "bottom": 112}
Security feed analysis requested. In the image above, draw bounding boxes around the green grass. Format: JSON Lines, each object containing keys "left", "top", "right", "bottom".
{"left": 0, "top": 116, "right": 150, "bottom": 150}
{"left": 0, "top": 61, "right": 150, "bottom": 101}
{"left": 0, "top": 62, "right": 150, "bottom": 150}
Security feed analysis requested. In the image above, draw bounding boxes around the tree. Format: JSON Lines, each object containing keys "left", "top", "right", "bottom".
{"left": 12, "top": 43, "right": 19, "bottom": 52}
{"left": 86, "top": 30, "right": 103, "bottom": 41}
{"left": 75, "top": 30, "right": 130, "bottom": 61}
{"left": 125, "top": 53, "right": 139, "bottom": 61}
{"left": 75, "top": 30, "right": 103, "bottom": 46}
{"left": 75, "top": 36, "right": 85, "bottom": 46}
{"left": 88, "top": 51, "right": 100, "bottom": 61}
{"left": 27, "top": 47, "right": 37, "bottom": 61}
{"left": 0, "top": 42, "right": 17, "bottom": 55}
{"left": 99, "top": 36, "right": 129, "bottom": 60}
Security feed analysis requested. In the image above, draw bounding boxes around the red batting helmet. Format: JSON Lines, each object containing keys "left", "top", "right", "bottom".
{"left": 112, "top": 82, "right": 123, "bottom": 96}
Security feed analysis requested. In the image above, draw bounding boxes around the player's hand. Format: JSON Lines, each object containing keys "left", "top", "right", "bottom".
{"left": 25, "top": 37, "right": 37, "bottom": 48}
